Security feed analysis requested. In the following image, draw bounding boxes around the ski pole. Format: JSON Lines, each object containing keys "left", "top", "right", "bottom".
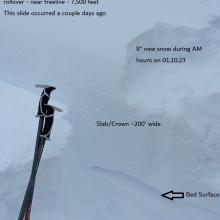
{"left": 24, "top": 104, "right": 62, "bottom": 220}
{"left": 18, "top": 85, "right": 56, "bottom": 220}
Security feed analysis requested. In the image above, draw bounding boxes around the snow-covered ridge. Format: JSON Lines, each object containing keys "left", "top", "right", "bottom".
{"left": 0, "top": 80, "right": 72, "bottom": 172}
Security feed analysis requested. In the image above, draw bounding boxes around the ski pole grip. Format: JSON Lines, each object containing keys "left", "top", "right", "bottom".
{"left": 35, "top": 85, "right": 56, "bottom": 117}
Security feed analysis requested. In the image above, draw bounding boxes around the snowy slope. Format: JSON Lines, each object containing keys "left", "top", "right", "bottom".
{"left": 0, "top": 3, "right": 220, "bottom": 220}
{"left": 1, "top": 25, "right": 220, "bottom": 220}
{"left": 90, "top": 166, "right": 220, "bottom": 220}
{"left": 0, "top": 81, "right": 72, "bottom": 219}
{"left": 0, "top": 81, "right": 71, "bottom": 171}
{"left": 123, "top": 19, "right": 220, "bottom": 212}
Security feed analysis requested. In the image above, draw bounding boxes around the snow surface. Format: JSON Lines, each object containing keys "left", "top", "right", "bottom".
{"left": 0, "top": 81, "right": 72, "bottom": 171}
{"left": 123, "top": 19, "right": 220, "bottom": 213}
{"left": 1, "top": 1, "right": 220, "bottom": 219}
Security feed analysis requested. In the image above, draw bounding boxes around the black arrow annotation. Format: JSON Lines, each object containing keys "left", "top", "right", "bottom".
{"left": 161, "top": 190, "right": 184, "bottom": 201}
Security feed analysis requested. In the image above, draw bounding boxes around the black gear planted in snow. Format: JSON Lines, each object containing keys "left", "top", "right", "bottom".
{"left": 18, "top": 85, "right": 56, "bottom": 220}
{"left": 18, "top": 85, "right": 61, "bottom": 220}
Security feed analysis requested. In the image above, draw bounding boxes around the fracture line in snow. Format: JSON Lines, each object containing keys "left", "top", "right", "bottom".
{"left": 90, "top": 166, "right": 159, "bottom": 195}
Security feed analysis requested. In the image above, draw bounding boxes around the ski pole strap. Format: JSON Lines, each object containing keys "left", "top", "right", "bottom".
{"left": 40, "top": 105, "right": 63, "bottom": 140}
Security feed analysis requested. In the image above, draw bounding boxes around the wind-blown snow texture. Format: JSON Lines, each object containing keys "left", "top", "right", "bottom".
{"left": 0, "top": 81, "right": 71, "bottom": 171}
{"left": 1, "top": 1, "right": 220, "bottom": 219}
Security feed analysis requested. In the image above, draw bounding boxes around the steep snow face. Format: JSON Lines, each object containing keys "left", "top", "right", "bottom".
{"left": 123, "top": 20, "right": 220, "bottom": 209}
{"left": 0, "top": 81, "right": 72, "bottom": 172}
{"left": 124, "top": 22, "right": 220, "bottom": 115}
